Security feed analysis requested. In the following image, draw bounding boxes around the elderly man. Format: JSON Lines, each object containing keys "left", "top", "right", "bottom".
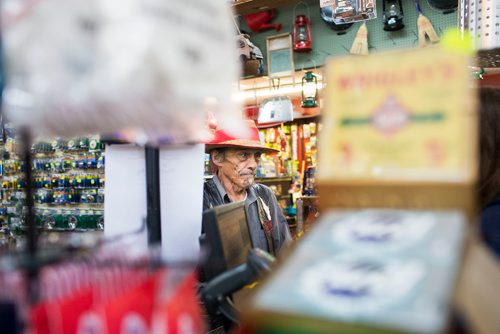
{"left": 203, "top": 120, "right": 292, "bottom": 256}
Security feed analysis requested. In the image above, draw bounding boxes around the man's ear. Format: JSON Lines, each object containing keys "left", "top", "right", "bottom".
{"left": 211, "top": 150, "right": 224, "bottom": 167}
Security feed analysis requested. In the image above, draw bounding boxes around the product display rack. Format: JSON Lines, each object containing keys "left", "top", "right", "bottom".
{"left": 252, "top": 115, "right": 320, "bottom": 236}
{"left": 257, "top": 116, "right": 319, "bottom": 178}
{"left": 0, "top": 127, "right": 105, "bottom": 243}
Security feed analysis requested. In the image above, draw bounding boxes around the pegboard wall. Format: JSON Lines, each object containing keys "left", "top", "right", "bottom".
{"left": 460, "top": 0, "right": 500, "bottom": 67}
{"left": 238, "top": 0, "right": 458, "bottom": 73}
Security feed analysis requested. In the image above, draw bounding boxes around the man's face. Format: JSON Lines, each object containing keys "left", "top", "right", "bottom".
{"left": 213, "top": 148, "right": 262, "bottom": 190}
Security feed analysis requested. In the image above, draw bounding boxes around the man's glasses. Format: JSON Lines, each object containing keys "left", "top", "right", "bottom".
{"left": 228, "top": 149, "right": 263, "bottom": 163}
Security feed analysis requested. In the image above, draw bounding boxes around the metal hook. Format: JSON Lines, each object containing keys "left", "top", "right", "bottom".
{"left": 301, "top": 58, "right": 317, "bottom": 72}
{"left": 293, "top": 1, "right": 311, "bottom": 20}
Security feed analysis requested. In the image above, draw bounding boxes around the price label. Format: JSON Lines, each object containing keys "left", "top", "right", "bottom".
{"left": 320, "top": 0, "right": 334, "bottom": 8}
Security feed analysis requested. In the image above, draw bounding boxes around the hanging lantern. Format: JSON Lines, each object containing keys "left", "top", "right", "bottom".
{"left": 293, "top": 15, "right": 312, "bottom": 52}
{"left": 301, "top": 71, "right": 318, "bottom": 108}
{"left": 382, "top": 0, "right": 405, "bottom": 31}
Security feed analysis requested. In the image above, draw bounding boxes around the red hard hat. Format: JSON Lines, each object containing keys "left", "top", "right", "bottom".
{"left": 205, "top": 120, "right": 279, "bottom": 154}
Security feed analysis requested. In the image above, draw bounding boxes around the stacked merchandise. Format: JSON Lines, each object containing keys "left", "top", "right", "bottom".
{"left": 242, "top": 209, "right": 466, "bottom": 333}
{"left": 256, "top": 121, "right": 320, "bottom": 232}
{"left": 257, "top": 121, "right": 319, "bottom": 191}
{"left": 0, "top": 126, "right": 105, "bottom": 247}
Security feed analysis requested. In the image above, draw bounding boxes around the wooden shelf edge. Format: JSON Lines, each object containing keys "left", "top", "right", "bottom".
{"left": 232, "top": 0, "right": 300, "bottom": 16}
{"left": 256, "top": 113, "right": 321, "bottom": 129}
{"left": 256, "top": 176, "right": 292, "bottom": 182}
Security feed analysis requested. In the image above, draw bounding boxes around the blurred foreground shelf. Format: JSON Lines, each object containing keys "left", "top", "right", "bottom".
{"left": 241, "top": 209, "right": 467, "bottom": 334}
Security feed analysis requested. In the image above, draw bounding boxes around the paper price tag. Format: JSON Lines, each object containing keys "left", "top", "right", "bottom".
{"left": 320, "top": 0, "right": 334, "bottom": 8}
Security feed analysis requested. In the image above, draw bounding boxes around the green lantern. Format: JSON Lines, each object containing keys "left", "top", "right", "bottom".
{"left": 301, "top": 71, "right": 318, "bottom": 108}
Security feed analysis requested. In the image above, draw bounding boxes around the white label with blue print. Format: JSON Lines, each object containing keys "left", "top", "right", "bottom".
{"left": 299, "top": 254, "right": 426, "bottom": 316}
{"left": 331, "top": 210, "right": 436, "bottom": 253}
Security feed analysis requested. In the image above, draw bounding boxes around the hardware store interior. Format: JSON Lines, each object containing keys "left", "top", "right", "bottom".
{"left": 0, "top": 0, "right": 499, "bottom": 333}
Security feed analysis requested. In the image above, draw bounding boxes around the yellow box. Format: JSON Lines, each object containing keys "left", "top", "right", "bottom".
{"left": 317, "top": 46, "right": 477, "bottom": 219}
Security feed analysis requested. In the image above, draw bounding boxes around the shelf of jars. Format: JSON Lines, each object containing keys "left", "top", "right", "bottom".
{"left": 0, "top": 129, "right": 105, "bottom": 238}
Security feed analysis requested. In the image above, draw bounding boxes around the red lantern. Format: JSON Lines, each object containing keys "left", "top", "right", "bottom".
{"left": 293, "top": 15, "right": 312, "bottom": 52}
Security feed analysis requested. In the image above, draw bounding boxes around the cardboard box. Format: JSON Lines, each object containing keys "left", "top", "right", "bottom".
{"left": 242, "top": 209, "right": 467, "bottom": 333}
{"left": 317, "top": 46, "right": 477, "bottom": 219}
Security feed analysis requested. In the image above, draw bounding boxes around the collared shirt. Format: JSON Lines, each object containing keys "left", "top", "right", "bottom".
{"left": 211, "top": 173, "right": 247, "bottom": 204}
{"left": 211, "top": 173, "right": 231, "bottom": 204}
{"left": 209, "top": 173, "right": 269, "bottom": 251}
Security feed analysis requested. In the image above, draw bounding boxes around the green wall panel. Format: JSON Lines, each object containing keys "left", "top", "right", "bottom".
{"left": 238, "top": 0, "right": 458, "bottom": 74}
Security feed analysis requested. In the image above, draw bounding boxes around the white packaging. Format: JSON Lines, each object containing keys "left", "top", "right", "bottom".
{"left": 2, "top": 0, "right": 243, "bottom": 144}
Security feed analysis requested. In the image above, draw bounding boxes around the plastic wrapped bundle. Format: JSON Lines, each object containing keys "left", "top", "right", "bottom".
{"left": 2, "top": 0, "right": 243, "bottom": 144}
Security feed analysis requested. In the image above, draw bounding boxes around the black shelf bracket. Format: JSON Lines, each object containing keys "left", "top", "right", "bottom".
{"left": 145, "top": 146, "right": 162, "bottom": 245}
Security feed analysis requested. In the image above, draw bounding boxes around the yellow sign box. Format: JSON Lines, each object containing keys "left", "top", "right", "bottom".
{"left": 319, "top": 46, "right": 476, "bottom": 182}
{"left": 317, "top": 46, "right": 477, "bottom": 217}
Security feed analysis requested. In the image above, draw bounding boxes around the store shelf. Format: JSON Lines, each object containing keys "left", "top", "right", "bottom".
{"left": 256, "top": 111, "right": 321, "bottom": 129}
{"left": 239, "top": 68, "right": 323, "bottom": 93}
{"left": 36, "top": 203, "right": 104, "bottom": 209}
{"left": 256, "top": 176, "right": 292, "bottom": 183}
{"left": 278, "top": 195, "right": 291, "bottom": 200}
{"left": 232, "top": 0, "right": 299, "bottom": 16}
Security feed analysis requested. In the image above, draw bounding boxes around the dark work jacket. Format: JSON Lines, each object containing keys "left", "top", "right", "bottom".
{"left": 480, "top": 196, "right": 500, "bottom": 258}
{"left": 201, "top": 176, "right": 292, "bottom": 331}
{"left": 203, "top": 176, "right": 292, "bottom": 256}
